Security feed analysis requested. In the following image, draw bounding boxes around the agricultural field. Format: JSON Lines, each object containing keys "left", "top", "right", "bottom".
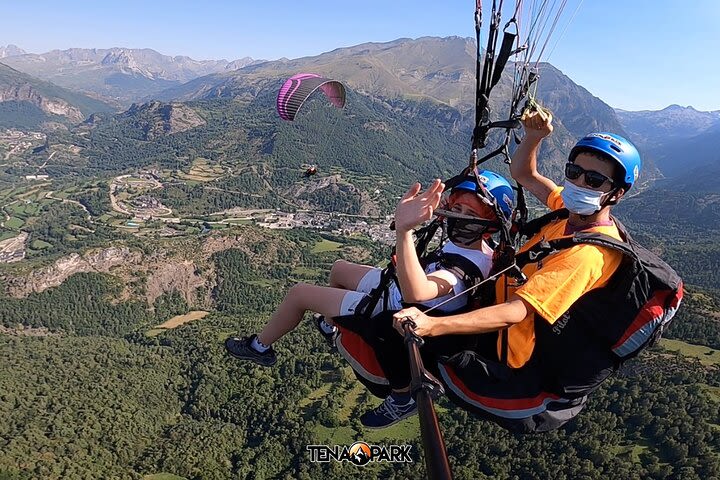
{"left": 1, "top": 184, "right": 53, "bottom": 234}
{"left": 147, "top": 311, "right": 210, "bottom": 337}
{"left": 311, "top": 239, "right": 343, "bottom": 253}
{"left": 177, "top": 157, "right": 225, "bottom": 182}
{"left": 660, "top": 338, "right": 720, "bottom": 366}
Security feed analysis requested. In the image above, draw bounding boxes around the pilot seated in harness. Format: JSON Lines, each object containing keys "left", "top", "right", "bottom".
{"left": 391, "top": 111, "right": 682, "bottom": 433}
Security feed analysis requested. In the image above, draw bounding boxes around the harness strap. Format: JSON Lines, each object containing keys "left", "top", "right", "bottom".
{"left": 512, "top": 182, "right": 528, "bottom": 232}
{"left": 438, "top": 252, "right": 485, "bottom": 290}
{"left": 490, "top": 30, "right": 518, "bottom": 91}
{"left": 354, "top": 219, "right": 445, "bottom": 320}
{"left": 519, "top": 208, "right": 569, "bottom": 239}
{"left": 355, "top": 265, "right": 394, "bottom": 319}
{"left": 515, "top": 217, "right": 637, "bottom": 270}
{"left": 477, "top": 0, "right": 501, "bottom": 116}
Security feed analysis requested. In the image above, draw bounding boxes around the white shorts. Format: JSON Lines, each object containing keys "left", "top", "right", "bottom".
{"left": 339, "top": 268, "right": 385, "bottom": 317}
{"left": 356, "top": 267, "right": 382, "bottom": 293}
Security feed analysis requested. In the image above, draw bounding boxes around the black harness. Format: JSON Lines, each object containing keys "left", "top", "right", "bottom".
{"left": 347, "top": 218, "right": 490, "bottom": 322}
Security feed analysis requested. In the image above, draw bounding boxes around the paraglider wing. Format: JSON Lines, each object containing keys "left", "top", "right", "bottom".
{"left": 276, "top": 73, "right": 346, "bottom": 121}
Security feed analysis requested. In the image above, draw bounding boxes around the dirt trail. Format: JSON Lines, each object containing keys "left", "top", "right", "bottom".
{"left": 45, "top": 191, "right": 91, "bottom": 217}
{"left": 3, "top": 144, "right": 20, "bottom": 161}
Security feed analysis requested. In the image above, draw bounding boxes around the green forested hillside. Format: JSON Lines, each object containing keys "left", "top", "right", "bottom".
{"left": 82, "top": 87, "right": 469, "bottom": 184}
{"left": 0, "top": 101, "right": 70, "bottom": 130}
{"left": 21, "top": 56, "right": 641, "bottom": 216}
{"left": 47, "top": 86, "right": 473, "bottom": 219}
{"left": 0, "top": 224, "right": 718, "bottom": 479}
{"left": 1, "top": 311, "right": 718, "bottom": 479}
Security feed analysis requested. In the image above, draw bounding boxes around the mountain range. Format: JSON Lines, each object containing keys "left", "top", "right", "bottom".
{"left": 2, "top": 38, "right": 717, "bottom": 183}
{"left": 616, "top": 105, "right": 720, "bottom": 177}
{"left": 616, "top": 104, "right": 720, "bottom": 144}
{"left": 172, "top": 38, "right": 665, "bottom": 186}
{"left": 0, "top": 46, "right": 262, "bottom": 105}
{"left": 142, "top": 37, "right": 637, "bottom": 177}
{"left": 151, "top": 34, "right": 624, "bottom": 139}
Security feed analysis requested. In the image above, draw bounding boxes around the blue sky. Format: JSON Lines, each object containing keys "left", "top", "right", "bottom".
{"left": 1, "top": 1, "right": 718, "bottom": 111}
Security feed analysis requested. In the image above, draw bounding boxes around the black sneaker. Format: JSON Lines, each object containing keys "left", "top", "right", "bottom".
{"left": 313, "top": 313, "right": 338, "bottom": 348}
{"left": 224, "top": 334, "right": 277, "bottom": 366}
{"left": 360, "top": 395, "right": 417, "bottom": 429}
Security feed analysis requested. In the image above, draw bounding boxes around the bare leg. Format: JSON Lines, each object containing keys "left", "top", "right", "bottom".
{"left": 258, "top": 283, "right": 352, "bottom": 345}
{"left": 329, "top": 259, "right": 376, "bottom": 290}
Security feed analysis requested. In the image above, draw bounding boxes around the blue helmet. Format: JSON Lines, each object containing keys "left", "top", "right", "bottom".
{"left": 451, "top": 169, "right": 515, "bottom": 221}
{"left": 570, "top": 132, "right": 641, "bottom": 190}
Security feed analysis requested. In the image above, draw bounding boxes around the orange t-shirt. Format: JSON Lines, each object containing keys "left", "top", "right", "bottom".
{"left": 496, "top": 186, "right": 624, "bottom": 368}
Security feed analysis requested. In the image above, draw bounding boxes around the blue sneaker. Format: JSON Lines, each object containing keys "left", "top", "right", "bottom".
{"left": 313, "top": 313, "right": 338, "bottom": 348}
{"left": 360, "top": 395, "right": 417, "bottom": 429}
{"left": 225, "top": 334, "right": 277, "bottom": 367}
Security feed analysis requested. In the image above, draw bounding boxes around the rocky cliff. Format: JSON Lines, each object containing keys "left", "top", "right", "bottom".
{"left": 0, "top": 83, "right": 84, "bottom": 122}
{"left": 119, "top": 101, "right": 207, "bottom": 139}
{"left": 4, "top": 246, "right": 141, "bottom": 297}
{"left": 1, "top": 231, "right": 269, "bottom": 310}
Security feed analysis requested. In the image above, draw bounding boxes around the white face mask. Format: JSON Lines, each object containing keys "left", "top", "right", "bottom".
{"left": 560, "top": 180, "right": 606, "bottom": 216}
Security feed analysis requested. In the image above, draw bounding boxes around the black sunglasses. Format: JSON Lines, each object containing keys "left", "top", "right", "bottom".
{"left": 565, "top": 163, "right": 615, "bottom": 189}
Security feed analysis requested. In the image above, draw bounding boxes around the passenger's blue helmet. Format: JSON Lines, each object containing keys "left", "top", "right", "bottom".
{"left": 570, "top": 133, "right": 641, "bottom": 190}
{"left": 451, "top": 169, "right": 515, "bottom": 221}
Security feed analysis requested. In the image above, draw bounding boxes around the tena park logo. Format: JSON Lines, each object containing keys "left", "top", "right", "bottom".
{"left": 307, "top": 441, "right": 413, "bottom": 466}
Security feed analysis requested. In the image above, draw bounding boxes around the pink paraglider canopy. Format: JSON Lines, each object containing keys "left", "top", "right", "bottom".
{"left": 276, "top": 73, "right": 346, "bottom": 121}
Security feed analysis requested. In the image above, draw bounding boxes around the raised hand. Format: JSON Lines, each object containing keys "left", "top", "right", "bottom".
{"left": 393, "top": 179, "right": 444, "bottom": 234}
{"left": 521, "top": 109, "right": 554, "bottom": 141}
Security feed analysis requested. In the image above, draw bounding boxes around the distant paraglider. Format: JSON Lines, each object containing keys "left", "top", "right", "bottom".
{"left": 276, "top": 73, "right": 346, "bottom": 180}
{"left": 276, "top": 73, "right": 346, "bottom": 121}
{"left": 302, "top": 165, "right": 318, "bottom": 177}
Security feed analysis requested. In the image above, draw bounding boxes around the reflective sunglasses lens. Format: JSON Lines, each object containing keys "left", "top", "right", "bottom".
{"left": 584, "top": 172, "right": 608, "bottom": 188}
{"left": 565, "top": 163, "right": 610, "bottom": 188}
{"left": 565, "top": 163, "right": 582, "bottom": 180}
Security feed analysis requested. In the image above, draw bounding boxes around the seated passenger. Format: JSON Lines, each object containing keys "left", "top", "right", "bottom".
{"left": 223, "top": 171, "right": 513, "bottom": 381}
